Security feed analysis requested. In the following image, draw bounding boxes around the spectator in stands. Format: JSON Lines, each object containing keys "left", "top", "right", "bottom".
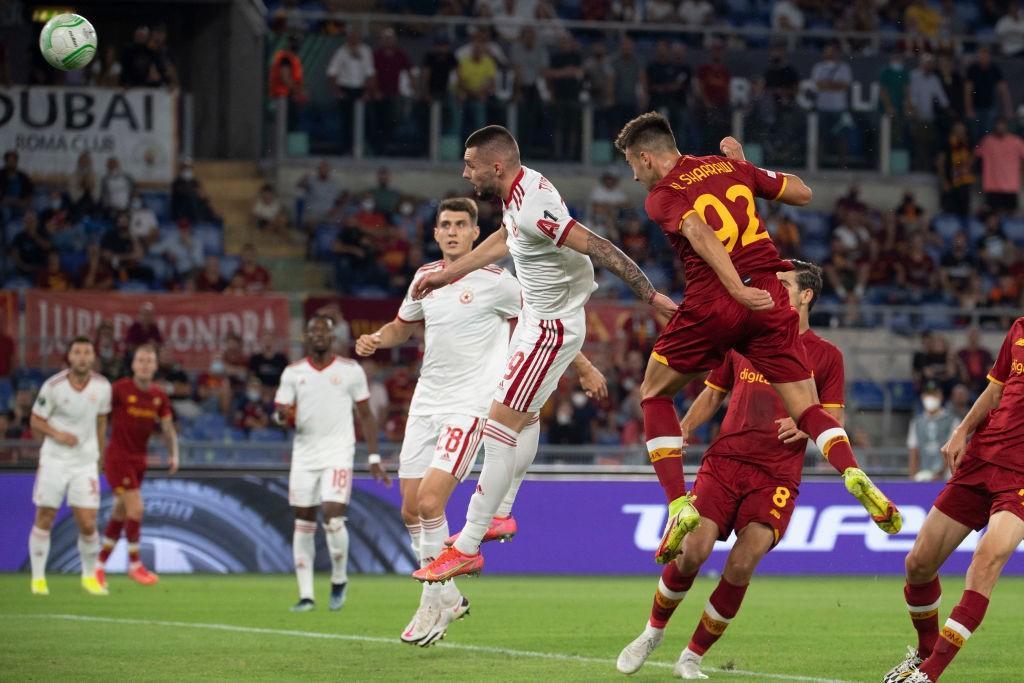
{"left": 126, "top": 302, "right": 164, "bottom": 353}
{"left": 161, "top": 360, "right": 199, "bottom": 419}
{"left": 823, "top": 235, "right": 866, "bottom": 303}
{"left": 936, "top": 121, "right": 975, "bottom": 218}
{"left": 297, "top": 160, "right": 343, "bottom": 229}
{"left": 696, "top": 40, "right": 730, "bottom": 149}
{"left": 171, "top": 158, "right": 219, "bottom": 224}
{"left": 677, "top": 0, "right": 714, "bottom": 26}
{"left": 224, "top": 272, "right": 248, "bottom": 294}
{"left": 376, "top": 225, "right": 412, "bottom": 291}
{"left": 252, "top": 183, "right": 289, "bottom": 239}
{"left": 912, "top": 331, "right": 958, "bottom": 395}
{"left": 194, "top": 254, "right": 227, "bottom": 292}
{"left": 907, "top": 381, "right": 955, "bottom": 481}
{"left": 120, "top": 25, "right": 166, "bottom": 87}
{"left": 99, "top": 157, "right": 134, "bottom": 216}
{"left": 35, "top": 251, "right": 72, "bottom": 291}
{"left": 248, "top": 334, "right": 288, "bottom": 388}
{"left": 234, "top": 243, "right": 272, "bottom": 293}
{"left": 975, "top": 118, "right": 1024, "bottom": 215}
{"left": 77, "top": 243, "right": 115, "bottom": 291}
{"left": 996, "top": 1, "right": 1024, "bottom": 56}
{"left": 548, "top": 33, "right": 585, "bottom": 161}
{"left": 370, "top": 167, "right": 401, "bottom": 215}
{"left": 128, "top": 191, "right": 158, "bottom": 247}
{"left": 644, "top": 0, "right": 675, "bottom": 23}
{"left": 268, "top": 35, "right": 308, "bottom": 131}
{"left": 421, "top": 34, "right": 458, "bottom": 127}
{"left": 456, "top": 31, "right": 498, "bottom": 134}
{"left": 547, "top": 397, "right": 590, "bottom": 444}
{"left": 93, "top": 321, "right": 126, "bottom": 380}
{"left": 234, "top": 375, "right": 271, "bottom": 432}
{"left": 91, "top": 45, "right": 121, "bottom": 87}
{"left": 901, "top": 233, "right": 941, "bottom": 302}
{"left": 610, "top": 36, "right": 645, "bottom": 130}
{"left": 197, "top": 355, "right": 231, "bottom": 416}
{"left": 936, "top": 53, "right": 966, "bottom": 123}
{"left": 151, "top": 217, "right": 205, "bottom": 282}
{"left": 609, "top": 0, "right": 643, "bottom": 22}
{"left": 939, "top": 232, "right": 980, "bottom": 307}
{"left": 10, "top": 211, "right": 50, "bottom": 280}
{"left": 964, "top": 46, "right": 1012, "bottom": 138}
{"left": 811, "top": 41, "right": 854, "bottom": 167}
{"left": 327, "top": 26, "right": 376, "bottom": 156}
{"left": 646, "top": 40, "right": 689, "bottom": 138}
{"left": 370, "top": 27, "right": 412, "bottom": 155}
{"left": 956, "top": 327, "right": 994, "bottom": 395}
{"left": 764, "top": 43, "right": 799, "bottom": 106}
{"left": 765, "top": 206, "right": 801, "bottom": 259}
{"left": 510, "top": 27, "right": 549, "bottom": 157}
{"left": 947, "top": 383, "right": 971, "bottom": 419}
{"left": 222, "top": 332, "right": 250, "bottom": 385}
{"left": 101, "top": 211, "right": 148, "bottom": 283}
{"left": 904, "top": 0, "right": 942, "bottom": 51}
{"left": 975, "top": 210, "right": 1010, "bottom": 274}
{"left": 147, "top": 22, "right": 178, "bottom": 87}
{"left": 332, "top": 216, "right": 374, "bottom": 291}
{"left": 906, "top": 54, "right": 949, "bottom": 172}
{"left": 771, "top": 0, "right": 805, "bottom": 32}
{"left": 0, "top": 310, "right": 13, "bottom": 379}
{"left": 0, "top": 150, "right": 34, "bottom": 222}
{"left": 587, "top": 171, "right": 629, "bottom": 236}
{"left": 66, "top": 151, "right": 99, "bottom": 219}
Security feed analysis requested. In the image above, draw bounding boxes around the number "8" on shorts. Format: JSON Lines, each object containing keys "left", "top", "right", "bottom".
{"left": 772, "top": 486, "right": 791, "bottom": 508}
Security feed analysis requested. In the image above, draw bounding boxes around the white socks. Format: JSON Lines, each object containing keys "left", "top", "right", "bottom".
{"left": 293, "top": 520, "right": 316, "bottom": 600}
{"left": 454, "top": 422, "right": 519, "bottom": 555}
{"left": 405, "top": 521, "right": 422, "bottom": 563}
{"left": 323, "top": 516, "right": 349, "bottom": 585}
{"left": 29, "top": 526, "right": 50, "bottom": 581}
{"left": 495, "top": 416, "right": 539, "bottom": 518}
{"left": 421, "top": 514, "right": 459, "bottom": 603}
{"left": 78, "top": 532, "right": 100, "bottom": 579}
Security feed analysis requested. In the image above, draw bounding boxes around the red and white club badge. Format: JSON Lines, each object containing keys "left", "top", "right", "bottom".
{"left": 459, "top": 289, "right": 474, "bottom": 304}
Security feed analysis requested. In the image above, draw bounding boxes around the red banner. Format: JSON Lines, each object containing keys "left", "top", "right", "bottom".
{"left": 24, "top": 290, "right": 290, "bottom": 370}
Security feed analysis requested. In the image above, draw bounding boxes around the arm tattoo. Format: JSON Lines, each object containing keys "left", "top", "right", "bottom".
{"left": 586, "top": 232, "right": 655, "bottom": 303}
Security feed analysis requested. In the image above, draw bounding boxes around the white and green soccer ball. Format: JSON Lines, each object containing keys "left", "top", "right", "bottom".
{"left": 39, "top": 13, "right": 98, "bottom": 71}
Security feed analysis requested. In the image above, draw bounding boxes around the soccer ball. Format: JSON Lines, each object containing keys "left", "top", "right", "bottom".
{"left": 39, "top": 13, "right": 98, "bottom": 71}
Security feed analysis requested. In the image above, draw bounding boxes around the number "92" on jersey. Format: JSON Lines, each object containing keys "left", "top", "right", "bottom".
{"left": 692, "top": 184, "right": 769, "bottom": 253}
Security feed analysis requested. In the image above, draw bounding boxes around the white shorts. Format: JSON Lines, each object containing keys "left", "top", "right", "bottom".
{"left": 288, "top": 465, "right": 353, "bottom": 508}
{"left": 494, "top": 306, "right": 586, "bottom": 414}
{"left": 33, "top": 460, "right": 100, "bottom": 510}
{"left": 398, "top": 413, "right": 486, "bottom": 481}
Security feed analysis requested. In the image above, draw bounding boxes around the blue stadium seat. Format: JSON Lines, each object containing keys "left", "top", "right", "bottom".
{"left": 248, "top": 427, "right": 287, "bottom": 442}
{"left": 887, "top": 380, "right": 918, "bottom": 411}
{"left": 797, "top": 211, "right": 830, "bottom": 242}
{"left": 850, "top": 380, "right": 885, "bottom": 410}
{"left": 967, "top": 218, "right": 986, "bottom": 242}
{"left": 14, "top": 368, "right": 45, "bottom": 390}
{"left": 2, "top": 277, "right": 32, "bottom": 291}
{"left": 0, "top": 377, "right": 13, "bottom": 409}
{"left": 59, "top": 250, "right": 88, "bottom": 275}
{"left": 115, "top": 280, "right": 152, "bottom": 292}
{"left": 932, "top": 214, "right": 963, "bottom": 244}
{"left": 312, "top": 226, "right": 336, "bottom": 260}
{"left": 142, "top": 256, "right": 172, "bottom": 283}
{"left": 802, "top": 242, "right": 831, "bottom": 264}
{"left": 219, "top": 255, "right": 241, "bottom": 281}
{"left": 141, "top": 192, "right": 171, "bottom": 221}
{"left": 1003, "top": 218, "right": 1024, "bottom": 245}
{"left": 228, "top": 428, "right": 249, "bottom": 442}
{"left": 5, "top": 221, "right": 22, "bottom": 243}
{"left": 195, "top": 224, "right": 224, "bottom": 256}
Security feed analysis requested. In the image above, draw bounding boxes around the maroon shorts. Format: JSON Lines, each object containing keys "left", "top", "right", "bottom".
{"left": 933, "top": 454, "right": 1024, "bottom": 531}
{"left": 104, "top": 458, "right": 147, "bottom": 492}
{"left": 651, "top": 274, "right": 810, "bottom": 383}
{"left": 691, "top": 455, "right": 799, "bottom": 548}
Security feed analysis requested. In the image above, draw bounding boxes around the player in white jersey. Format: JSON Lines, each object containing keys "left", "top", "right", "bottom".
{"left": 273, "top": 316, "right": 390, "bottom": 613}
{"left": 28, "top": 336, "right": 112, "bottom": 596}
{"left": 357, "top": 197, "right": 607, "bottom": 645}
{"left": 411, "top": 125, "right": 677, "bottom": 583}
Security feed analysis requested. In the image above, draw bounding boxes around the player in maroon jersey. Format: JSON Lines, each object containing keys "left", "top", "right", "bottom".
{"left": 883, "top": 317, "right": 1024, "bottom": 683}
{"left": 617, "top": 261, "right": 854, "bottom": 677}
{"left": 613, "top": 112, "right": 901, "bottom": 563}
{"left": 96, "top": 344, "right": 179, "bottom": 587}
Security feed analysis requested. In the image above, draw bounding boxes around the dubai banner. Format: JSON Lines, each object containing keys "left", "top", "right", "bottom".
{"left": 0, "top": 86, "right": 178, "bottom": 183}
{"left": 23, "top": 290, "right": 290, "bottom": 370}
{"left": 1, "top": 473, "right": 1020, "bottom": 576}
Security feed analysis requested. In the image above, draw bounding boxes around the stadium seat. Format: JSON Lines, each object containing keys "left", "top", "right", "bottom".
{"left": 850, "top": 380, "right": 885, "bottom": 410}
{"left": 5, "top": 221, "right": 22, "bottom": 243}
{"left": 142, "top": 256, "right": 172, "bottom": 283}
{"left": 2, "top": 277, "right": 33, "bottom": 292}
{"left": 191, "top": 413, "right": 229, "bottom": 440}
{"left": 312, "top": 226, "right": 336, "bottom": 260}
{"left": 887, "top": 380, "right": 918, "bottom": 411}
{"left": 0, "top": 377, "right": 13, "bottom": 409}
{"left": 59, "top": 250, "right": 88, "bottom": 275}
{"left": 931, "top": 214, "right": 963, "bottom": 244}
{"left": 967, "top": 218, "right": 986, "bottom": 242}
{"left": 1003, "top": 218, "right": 1024, "bottom": 245}
{"left": 219, "top": 255, "right": 241, "bottom": 280}
{"left": 797, "top": 211, "right": 830, "bottom": 242}
{"left": 801, "top": 242, "right": 831, "bottom": 264}
{"left": 14, "top": 368, "right": 44, "bottom": 391}
{"left": 248, "top": 427, "right": 287, "bottom": 442}
{"left": 195, "top": 224, "right": 224, "bottom": 256}
{"left": 141, "top": 192, "right": 171, "bottom": 221}
{"left": 115, "top": 280, "right": 152, "bottom": 292}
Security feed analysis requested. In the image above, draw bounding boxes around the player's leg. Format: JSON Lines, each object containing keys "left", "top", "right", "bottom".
{"left": 122, "top": 484, "right": 158, "bottom": 584}
{"left": 289, "top": 467, "right": 319, "bottom": 611}
{"left": 97, "top": 494, "right": 126, "bottom": 586}
{"left": 917, "top": 510, "right": 1024, "bottom": 682}
{"left": 321, "top": 466, "right": 353, "bottom": 611}
{"left": 399, "top": 478, "right": 422, "bottom": 559}
{"left": 28, "top": 506, "right": 57, "bottom": 595}
{"left": 68, "top": 467, "right": 106, "bottom": 595}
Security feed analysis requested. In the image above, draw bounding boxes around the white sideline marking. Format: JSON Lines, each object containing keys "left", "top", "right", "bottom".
{"left": 5, "top": 614, "right": 860, "bottom": 683}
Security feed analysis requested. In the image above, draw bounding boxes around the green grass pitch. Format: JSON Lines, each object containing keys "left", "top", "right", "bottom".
{"left": 1, "top": 574, "right": 1018, "bottom": 681}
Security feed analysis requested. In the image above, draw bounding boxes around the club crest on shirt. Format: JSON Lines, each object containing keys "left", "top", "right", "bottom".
{"left": 330, "top": 375, "right": 342, "bottom": 385}
{"left": 460, "top": 289, "right": 474, "bottom": 304}
{"left": 1015, "top": 337, "right": 1024, "bottom": 346}
{"left": 128, "top": 394, "right": 138, "bottom": 403}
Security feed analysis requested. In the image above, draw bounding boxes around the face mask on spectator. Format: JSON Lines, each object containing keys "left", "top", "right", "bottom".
{"left": 571, "top": 391, "right": 587, "bottom": 408}
{"left": 210, "top": 360, "right": 225, "bottom": 374}
{"left": 50, "top": 197, "right": 62, "bottom": 209}
{"left": 622, "top": 377, "right": 636, "bottom": 391}
{"left": 131, "top": 198, "right": 143, "bottom": 210}
{"left": 556, "top": 408, "right": 572, "bottom": 425}
{"left": 246, "top": 389, "right": 261, "bottom": 402}
{"left": 181, "top": 169, "right": 194, "bottom": 181}
{"left": 922, "top": 396, "right": 942, "bottom": 412}
{"left": 399, "top": 202, "right": 414, "bottom": 216}
{"left": 361, "top": 199, "right": 375, "bottom": 212}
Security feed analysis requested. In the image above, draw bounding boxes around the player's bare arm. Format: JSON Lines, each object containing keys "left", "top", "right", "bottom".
{"left": 942, "top": 379, "right": 1004, "bottom": 473}
{"left": 719, "top": 137, "right": 812, "bottom": 206}
{"left": 573, "top": 353, "right": 607, "bottom": 400}
{"left": 560, "top": 221, "right": 677, "bottom": 318}
{"left": 96, "top": 413, "right": 107, "bottom": 465}
{"left": 776, "top": 406, "right": 842, "bottom": 444}
{"left": 679, "top": 212, "right": 774, "bottom": 311}
{"left": 160, "top": 416, "right": 180, "bottom": 474}
{"left": 412, "top": 226, "right": 509, "bottom": 300}
{"left": 678, "top": 385, "right": 727, "bottom": 445}
{"left": 354, "top": 399, "right": 391, "bottom": 487}
{"left": 29, "top": 413, "right": 78, "bottom": 447}
{"left": 356, "top": 318, "right": 417, "bottom": 356}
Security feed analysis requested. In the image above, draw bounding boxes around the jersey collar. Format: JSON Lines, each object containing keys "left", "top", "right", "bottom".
{"left": 504, "top": 168, "right": 526, "bottom": 208}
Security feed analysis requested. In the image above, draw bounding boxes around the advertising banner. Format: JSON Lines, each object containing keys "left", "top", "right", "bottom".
{"left": 2, "top": 474, "right": 1020, "bottom": 575}
{"left": 0, "top": 86, "right": 178, "bottom": 183}
{"left": 23, "top": 290, "right": 290, "bottom": 370}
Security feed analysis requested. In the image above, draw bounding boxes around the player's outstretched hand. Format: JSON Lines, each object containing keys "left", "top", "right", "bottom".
{"left": 720, "top": 136, "right": 746, "bottom": 161}
{"left": 168, "top": 453, "right": 180, "bottom": 475}
{"left": 650, "top": 292, "right": 678, "bottom": 323}
{"left": 941, "top": 429, "right": 966, "bottom": 474}
{"left": 579, "top": 364, "right": 608, "bottom": 400}
{"left": 370, "top": 461, "right": 392, "bottom": 488}
{"left": 355, "top": 333, "right": 382, "bottom": 357}
{"left": 734, "top": 286, "right": 774, "bottom": 311}
{"left": 412, "top": 270, "right": 451, "bottom": 300}
{"left": 55, "top": 431, "right": 78, "bottom": 447}
{"left": 775, "top": 417, "right": 808, "bottom": 444}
